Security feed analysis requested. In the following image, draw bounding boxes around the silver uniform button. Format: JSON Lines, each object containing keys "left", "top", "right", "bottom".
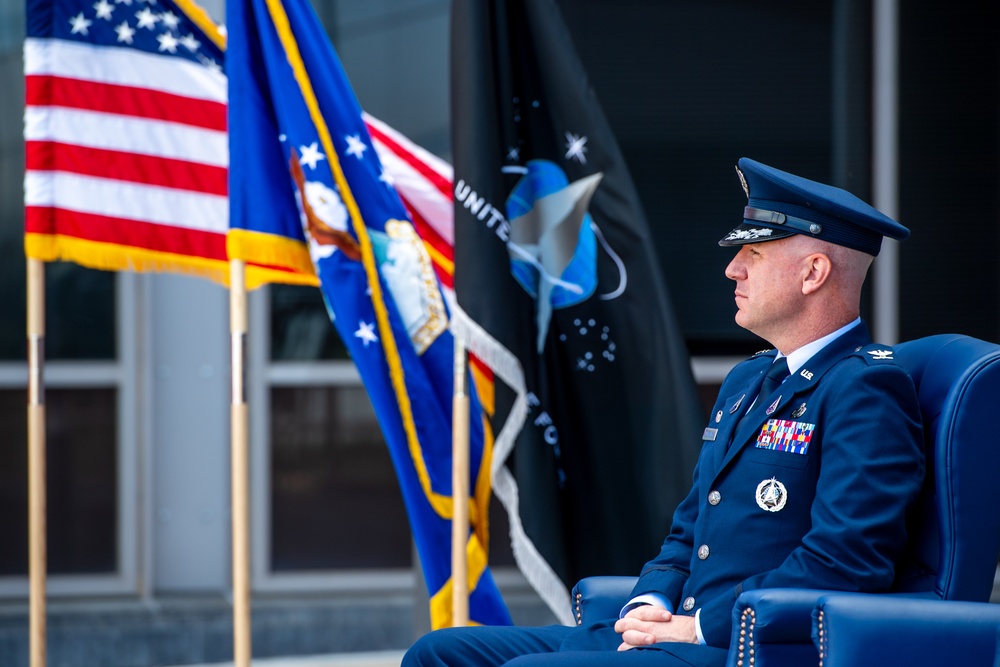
{"left": 708, "top": 490, "right": 721, "bottom": 506}
{"left": 682, "top": 597, "right": 696, "bottom": 612}
{"left": 698, "top": 544, "right": 710, "bottom": 560}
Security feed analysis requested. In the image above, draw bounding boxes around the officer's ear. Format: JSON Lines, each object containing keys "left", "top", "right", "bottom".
{"left": 801, "top": 252, "right": 832, "bottom": 296}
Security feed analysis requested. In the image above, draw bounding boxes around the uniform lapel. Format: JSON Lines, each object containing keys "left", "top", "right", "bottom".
{"left": 714, "top": 322, "right": 874, "bottom": 477}
{"left": 711, "top": 383, "right": 758, "bottom": 470}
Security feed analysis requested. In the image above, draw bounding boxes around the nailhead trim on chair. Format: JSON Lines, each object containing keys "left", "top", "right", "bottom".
{"left": 737, "top": 606, "right": 756, "bottom": 667}
{"left": 816, "top": 609, "right": 826, "bottom": 667}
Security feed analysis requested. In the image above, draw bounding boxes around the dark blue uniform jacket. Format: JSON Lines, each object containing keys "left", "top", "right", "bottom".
{"left": 630, "top": 321, "right": 924, "bottom": 648}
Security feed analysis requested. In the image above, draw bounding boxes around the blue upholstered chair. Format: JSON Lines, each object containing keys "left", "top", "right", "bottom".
{"left": 571, "top": 334, "right": 1000, "bottom": 667}
{"left": 812, "top": 594, "right": 1000, "bottom": 667}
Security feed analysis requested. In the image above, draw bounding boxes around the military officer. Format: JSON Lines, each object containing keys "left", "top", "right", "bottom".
{"left": 402, "top": 158, "right": 925, "bottom": 667}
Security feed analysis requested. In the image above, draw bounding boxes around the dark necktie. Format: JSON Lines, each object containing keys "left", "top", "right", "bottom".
{"left": 759, "top": 357, "right": 790, "bottom": 401}
{"left": 735, "top": 357, "right": 790, "bottom": 435}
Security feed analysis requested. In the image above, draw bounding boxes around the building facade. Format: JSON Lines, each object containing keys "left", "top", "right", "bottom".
{"left": 0, "top": 1, "right": 997, "bottom": 665}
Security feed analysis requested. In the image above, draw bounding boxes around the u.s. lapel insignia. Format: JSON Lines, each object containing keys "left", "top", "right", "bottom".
{"left": 791, "top": 403, "right": 807, "bottom": 419}
{"left": 729, "top": 394, "right": 745, "bottom": 414}
{"left": 756, "top": 477, "right": 787, "bottom": 512}
{"left": 765, "top": 396, "right": 781, "bottom": 415}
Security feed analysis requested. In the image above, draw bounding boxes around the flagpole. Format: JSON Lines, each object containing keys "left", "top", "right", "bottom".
{"left": 229, "top": 259, "right": 251, "bottom": 667}
{"left": 451, "top": 337, "right": 470, "bottom": 626}
{"left": 27, "top": 257, "right": 47, "bottom": 667}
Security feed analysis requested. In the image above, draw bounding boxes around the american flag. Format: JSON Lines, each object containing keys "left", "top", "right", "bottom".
{"left": 24, "top": 0, "right": 448, "bottom": 291}
{"left": 23, "top": 0, "right": 239, "bottom": 283}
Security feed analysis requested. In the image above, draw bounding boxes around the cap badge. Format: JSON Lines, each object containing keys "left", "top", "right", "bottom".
{"left": 736, "top": 165, "right": 749, "bottom": 197}
{"left": 724, "top": 227, "right": 774, "bottom": 242}
{"left": 756, "top": 477, "right": 787, "bottom": 512}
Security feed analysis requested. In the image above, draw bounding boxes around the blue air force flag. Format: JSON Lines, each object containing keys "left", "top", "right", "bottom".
{"left": 227, "top": 0, "right": 511, "bottom": 628}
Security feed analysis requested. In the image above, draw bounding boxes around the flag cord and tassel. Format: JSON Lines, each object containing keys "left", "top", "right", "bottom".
{"left": 450, "top": 305, "right": 574, "bottom": 625}
{"left": 451, "top": 337, "right": 470, "bottom": 626}
{"left": 27, "top": 258, "right": 47, "bottom": 667}
{"left": 229, "top": 259, "right": 252, "bottom": 667}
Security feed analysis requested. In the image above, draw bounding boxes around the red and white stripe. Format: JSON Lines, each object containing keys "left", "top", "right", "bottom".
{"left": 364, "top": 112, "right": 456, "bottom": 290}
{"left": 25, "top": 37, "right": 458, "bottom": 284}
{"left": 24, "top": 37, "right": 230, "bottom": 264}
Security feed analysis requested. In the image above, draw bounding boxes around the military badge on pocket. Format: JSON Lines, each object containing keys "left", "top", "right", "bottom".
{"left": 756, "top": 477, "right": 787, "bottom": 512}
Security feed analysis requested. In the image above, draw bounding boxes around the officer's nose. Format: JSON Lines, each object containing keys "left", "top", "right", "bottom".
{"left": 725, "top": 250, "right": 747, "bottom": 281}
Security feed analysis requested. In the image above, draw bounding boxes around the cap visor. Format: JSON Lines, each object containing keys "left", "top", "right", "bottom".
{"left": 718, "top": 223, "right": 796, "bottom": 246}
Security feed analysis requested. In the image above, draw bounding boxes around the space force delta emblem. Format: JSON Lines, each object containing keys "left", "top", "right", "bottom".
{"left": 756, "top": 419, "right": 816, "bottom": 455}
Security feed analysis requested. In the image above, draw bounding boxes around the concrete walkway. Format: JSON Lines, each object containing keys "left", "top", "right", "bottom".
{"left": 172, "top": 651, "right": 405, "bottom": 667}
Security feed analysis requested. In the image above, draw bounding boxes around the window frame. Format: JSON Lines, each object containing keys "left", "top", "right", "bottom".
{"left": 248, "top": 285, "right": 418, "bottom": 594}
{"left": 0, "top": 271, "right": 142, "bottom": 598}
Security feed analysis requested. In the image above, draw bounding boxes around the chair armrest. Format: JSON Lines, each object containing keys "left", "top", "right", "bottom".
{"left": 570, "top": 576, "right": 637, "bottom": 625}
{"left": 725, "top": 588, "right": 837, "bottom": 667}
{"left": 814, "top": 594, "right": 1000, "bottom": 667}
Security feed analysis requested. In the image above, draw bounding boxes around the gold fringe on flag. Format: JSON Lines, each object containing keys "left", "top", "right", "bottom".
{"left": 226, "top": 228, "right": 318, "bottom": 288}
{"left": 25, "top": 233, "right": 231, "bottom": 285}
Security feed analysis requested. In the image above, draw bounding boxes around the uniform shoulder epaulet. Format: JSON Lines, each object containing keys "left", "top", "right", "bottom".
{"left": 855, "top": 343, "right": 897, "bottom": 364}
{"left": 748, "top": 348, "right": 777, "bottom": 363}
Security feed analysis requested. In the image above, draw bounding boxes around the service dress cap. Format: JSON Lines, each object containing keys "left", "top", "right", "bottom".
{"left": 719, "top": 158, "right": 909, "bottom": 256}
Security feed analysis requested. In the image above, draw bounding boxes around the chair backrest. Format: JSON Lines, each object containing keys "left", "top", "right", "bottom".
{"left": 891, "top": 334, "right": 1000, "bottom": 601}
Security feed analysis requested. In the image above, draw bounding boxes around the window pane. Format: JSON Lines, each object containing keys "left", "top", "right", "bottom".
{"left": 0, "top": 388, "right": 118, "bottom": 575}
{"left": 0, "top": 24, "right": 27, "bottom": 361}
{"left": 45, "top": 264, "right": 117, "bottom": 360}
{"left": 898, "top": 2, "right": 1000, "bottom": 341}
{"left": 269, "top": 284, "right": 349, "bottom": 361}
{"left": 0, "top": 238, "right": 26, "bottom": 361}
{"left": 270, "top": 385, "right": 411, "bottom": 570}
{"left": 0, "top": 257, "right": 116, "bottom": 362}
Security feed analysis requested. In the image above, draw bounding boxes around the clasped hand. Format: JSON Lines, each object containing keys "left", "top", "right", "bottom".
{"left": 613, "top": 605, "right": 697, "bottom": 651}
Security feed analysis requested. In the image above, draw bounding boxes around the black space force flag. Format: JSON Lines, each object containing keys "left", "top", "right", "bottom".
{"left": 450, "top": 0, "right": 704, "bottom": 622}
